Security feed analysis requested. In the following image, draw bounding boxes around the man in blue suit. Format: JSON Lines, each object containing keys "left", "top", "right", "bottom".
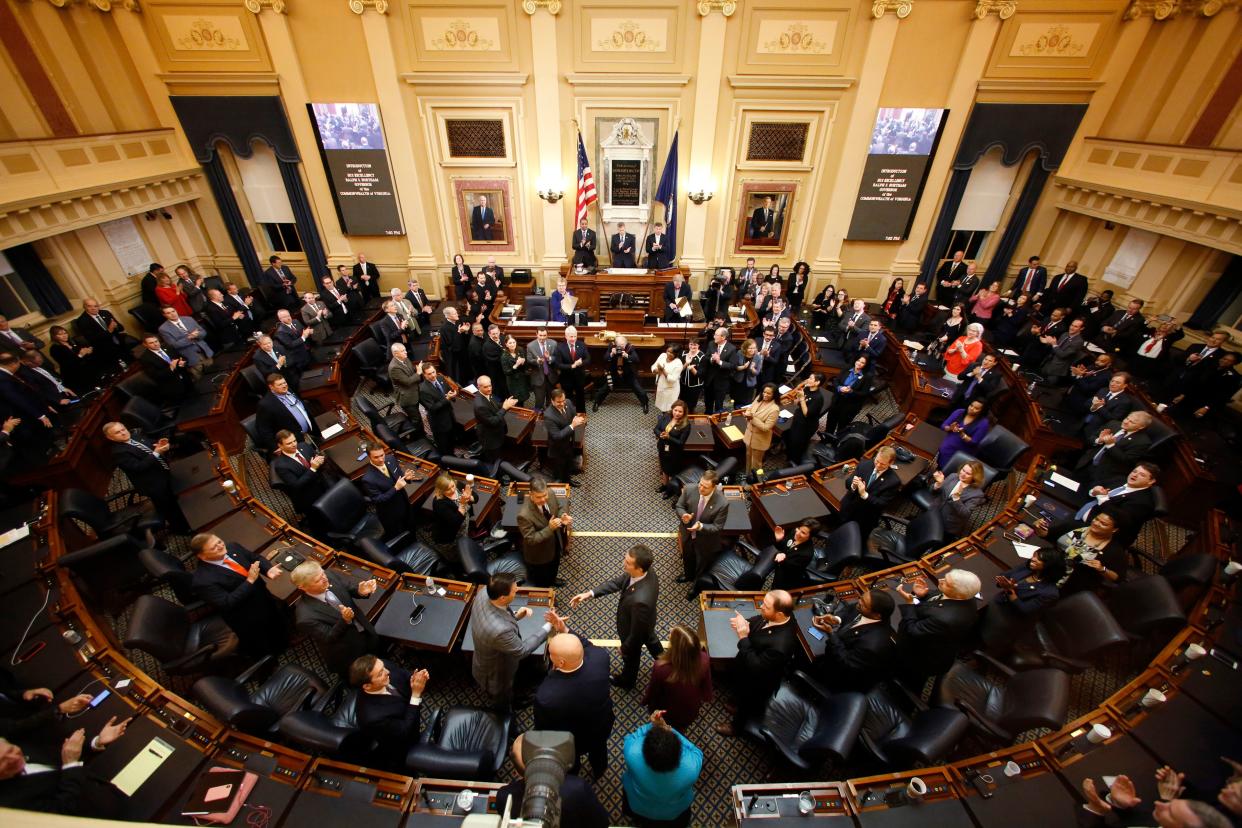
{"left": 358, "top": 445, "right": 418, "bottom": 538}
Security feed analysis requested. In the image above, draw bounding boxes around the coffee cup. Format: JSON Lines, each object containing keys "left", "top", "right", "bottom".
{"left": 906, "top": 777, "right": 928, "bottom": 800}
{"left": 797, "top": 792, "right": 815, "bottom": 815}
{"left": 222, "top": 479, "right": 237, "bottom": 495}
{"left": 1085, "top": 724, "right": 1111, "bottom": 744}
{"left": 1003, "top": 761, "right": 1022, "bottom": 777}
{"left": 1140, "top": 688, "right": 1167, "bottom": 708}
{"left": 1224, "top": 561, "right": 1241, "bottom": 577}
{"left": 1185, "top": 643, "right": 1207, "bottom": 661}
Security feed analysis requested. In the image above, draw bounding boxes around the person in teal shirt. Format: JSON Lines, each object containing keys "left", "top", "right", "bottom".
{"left": 622, "top": 711, "right": 704, "bottom": 827}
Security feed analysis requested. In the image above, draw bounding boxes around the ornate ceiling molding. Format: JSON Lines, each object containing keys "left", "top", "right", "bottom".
{"left": 244, "top": 0, "right": 286, "bottom": 14}
{"left": 1123, "top": 0, "right": 1234, "bottom": 19}
{"left": 974, "top": 0, "right": 1017, "bottom": 19}
{"left": 347, "top": 0, "right": 387, "bottom": 13}
{"left": 697, "top": 0, "right": 738, "bottom": 16}
{"left": 521, "top": 0, "right": 561, "bottom": 15}
{"left": 871, "top": 0, "right": 913, "bottom": 19}
{"left": 21, "top": 0, "right": 141, "bottom": 12}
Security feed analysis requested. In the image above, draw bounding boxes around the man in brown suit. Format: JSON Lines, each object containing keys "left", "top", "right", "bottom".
{"left": 517, "top": 479, "right": 572, "bottom": 588}
{"left": 388, "top": 343, "right": 422, "bottom": 423}
{"left": 676, "top": 469, "right": 730, "bottom": 598}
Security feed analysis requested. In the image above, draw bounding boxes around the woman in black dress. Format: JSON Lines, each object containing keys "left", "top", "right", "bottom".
{"left": 654, "top": 399, "right": 691, "bottom": 499}
{"left": 808, "top": 285, "right": 837, "bottom": 330}
{"left": 429, "top": 473, "right": 477, "bottom": 565}
{"left": 48, "top": 324, "right": 103, "bottom": 391}
{"left": 927, "top": 302, "right": 967, "bottom": 360}
{"left": 451, "top": 254, "right": 473, "bottom": 301}
{"left": 881, "top": 277, "right": 906, "bottom": 320}
{"left": 787, "top": 262, "right": 810, "bottom": 312}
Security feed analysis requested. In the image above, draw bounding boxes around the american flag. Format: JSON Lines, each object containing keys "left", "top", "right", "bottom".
{"left": 575, "top": 131, "right": 598, "bottom": 227}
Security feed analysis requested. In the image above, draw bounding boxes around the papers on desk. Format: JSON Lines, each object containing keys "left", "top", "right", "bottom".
{"left": 112, "top": 736, "right": 175, "bottom": 796}
{"left": 779, "top": 384, "right": 792, "bottom": 395}
{"left": 0, "top": 523, "right": 30, "bottom": 549}
{"left": 777, "top": 410, "right": 793, "bottom": 420}
{"left": 463, "top": 384, "right": 478, "bottom": 394}
{"left": 720, "top": 424, "right": 745, "bottom": 441}
{"left": 320, "top": 423, "right": 344, "bottom": 441}
{"left": 1048, "top": 471, "right": 1080, "bottom": 492}
{"left": 815, "top": 336, "right": 829, "bottom": 343}
{"left": 1013, "top": 542, "right": 1042, "bottom": 560}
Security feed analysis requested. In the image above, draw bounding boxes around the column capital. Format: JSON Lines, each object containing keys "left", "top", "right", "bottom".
{"left": 973, "top": 0, "right": 1016, "bottom": 19}
{"left": 348, "top": 0, "right": 387, "bottom": 12}
{"left": 244, "top": 0, "right": 286, "bottom": 14}
{"left": 521, "top": 0, "right": 562, "bottom": 15}
{"left": 871, "top": 0, "right": 913, "bottom": 19}
{"left": 22, "top": 0, "right": 142, "bottom": 12}
{"left": 697, "top": 0, "right": 737, "bottom": 17}
{"left": 1124, "top": 0, "right": 1233, "bottom": 19}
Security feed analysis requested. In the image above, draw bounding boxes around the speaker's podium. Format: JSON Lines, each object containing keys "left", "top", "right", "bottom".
{"left": 557, "top": 263, "right": 689, "bottom": 322}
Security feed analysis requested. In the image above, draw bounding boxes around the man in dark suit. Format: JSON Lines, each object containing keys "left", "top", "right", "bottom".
{"left": 1169, "top": 351, "right": 1240, "bottom": 421}
{"left": 351, "top": 253, "right": 382, "bottom": 301}
{"left": 646, "top": 222, "right": 673, "bottom": 270}
{"left": 418, "top": 362, "right": 458, "bottom": 457}
{"left": 273, "top": 308, "right": 313, "bottom": 376}
{"left": 319, "top": 276, "right": 358, "bottom": 325}
{"left": 253, "top": 334, "right": 299, "bottom": 392}
{"left": 271, "top": 430, "right": 329, "bottom": 514}
{"left": 437, "top": 305, "right": 469, "bottom": 382}
{"left": 376, "top": 301, "right": 411, "bottom": 355}
{"left": 895, "top": 568, "right": 981, "bottom": 681}
{"left": 771, "top": 520, "right": 818, "bottom": 591}
{"left": 543, "top": 388, "right": 583, "bottom": 487}
{"left": 473, "top": 374, "right": 516, "bottom": 465}
{"left": 140, "top": 262, "right": 163, "bottom": 305}
{"left": 0, "top": 355, "right": 57, "bottom": 461}
{"left": 592, "top": 334, "right": 646, "bottom": 413}
{"left": 102, "top": 420, "right": 189, "bottom": 533}
{"left": 936, "top": 251, "right": 968, "bottom": 306}
{"left": 610, "top": 223, "right": 637, "bottom": 268}
{"left": 749, "top": 196, "right": 776, "bottom": 239}
{"left": 1097, "top": 299, "right": 1148, "bottom": 354}
{"left": 1042, "top": 261, "right": 1088, "bottom": 312}
{"left": 482, "top": 324, "right": 506, "bottom": 396}
{"left": 895, "top": 282, "right": 930, "bottom": 332}
{"left": 261, "top": 255, "right": 299, "bottom": 310}
{"left": 1064, "top": 353, "right": 1116, "bottom": 414}
{"left": 716, "top": 589, "right": 798, "bottom": 736}
{"left": 1010, "top": 255, "right": 1047, "bottom": 299}
{"left": 405, "top": 279, "right": 433, "bottom": 331}
{"left": 14, "top": 351, "right": 75, "bottom": 413}
{"left": 570, "top": 545, "right": 663, "bottom": 689}
{"left": 661, "top": 272, "right": 693, "bottom": 322}
{"left": 470, "top": 194, "right": 496, "bottom": 241}
{"left": 256, "top": 373, "right": 321, "bottom": 451}
{"left": 293, "top": 561, "right": 380, "bottom": 677}
{"left": 75, "top": 298, "right": 133, "bottom": 368}
{"left": 136, "top": 335, "right": 194, "bottom": 402}
{"left": 1065, "top": 461, "right": 1161, "bottom": 549}
{"left": 1040, "top": 318, "right": 1088, "bottom": 384}
{"left": 571, "top": 217, "right": 597, "bottom": 269}
{"left": 535, "top": 631, "right": 614, "bottom": 776}
{"left": 783, "top": 373, "right": 825, "bottom": 464}
{"left": 835, "top": 446, "right": 902, "bottom": 535}
{"left": 0, "top": 315, "right": 44, "bottom": 357}
{"left": 1081, "top": 372, "right": 1135, "bottom": 436}
{"left": 466, "top": 322, "right": 487, "bottom": 381}
{"left": 949, "top": 353, "right": 1004, "bottom": 411}
{"left": 675, "top": 470, "right": 729, "bottom": 594}
{"left": 845, "top": 319, "right": 888, "bottom": 363}
{"left": 359, "top": 445, "right": 418, "bottom": 538}
{"left": 0, "top": 669, "right": 95, "bottom": 741}
{"left": 190, "top": 532, "right": 289, "bottom": 656}
{"left": 351, "top": 655, "right": 429, "bottom": 772}
{"left": 1079, "top": 410, "right": 1154, "bottom": 488}
{"left": 704, "top": 326, "right": 738, "bottom": 414}
{"left": 808, "top": 588, "right": 898, "bottom": 693}
{"left": 755, "top": 325, "right": 787, "bottom": 388}
{"left": 204, "top": 288, "right": 255, "bottom": 345}
{"left": 552, "top": 326, "right": 589, "bottom": 411}
{"left": 517, "top": 478, "right": 571, "bottom": 587}
{"left": 0, "top": 719, "right": 130, "bottom": 818}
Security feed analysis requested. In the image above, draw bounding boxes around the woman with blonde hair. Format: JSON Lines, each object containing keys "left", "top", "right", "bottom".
{"left": 643, "top": 624, "right": 713, "bottom": 731}
{"left": 429, "top": 473, "right": 476, "bottom": 563}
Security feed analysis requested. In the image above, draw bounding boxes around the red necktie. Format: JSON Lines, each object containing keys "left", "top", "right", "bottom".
{"left": 222, "top": 556, "right": 249, "bottom": 577}
{"left": 295, "top": 452, "right": 310, "bottom": 469}
{"left": 1023, "top": 270, "right": 1033, "bottom": 291}
{"left": 1143, "top": 340, "right": 1156, "bottom": 354}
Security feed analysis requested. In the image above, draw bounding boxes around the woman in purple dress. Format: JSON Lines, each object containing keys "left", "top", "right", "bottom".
{"left": 936, "top": 399, "right": 991, "bottom": 467}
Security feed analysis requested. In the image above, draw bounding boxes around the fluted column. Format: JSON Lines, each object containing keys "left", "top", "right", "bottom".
{"left": 524, "top": 2, "right": 567, "bottom": 272}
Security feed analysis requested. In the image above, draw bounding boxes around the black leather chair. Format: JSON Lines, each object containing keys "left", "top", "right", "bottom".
{"left": 350, "top": 338, "right": 390, "bottom": 390}
{"left": 744, "top": 671, "right": 866, "bottom": 771}
{"left": 1144, "top": 417, "right": 1179, "bottom": 459}
{"left": 356, "top": 536, "right": 442, "bottom": 577}
{"left": 114, "top": 372, "right": 162, "bottom": 404}
{"left": 372, "top": 421, "right": 412, "bottom": 455}
{"left": 138, "top": 547, "right": 197, "bottom": 605}
{"left": 123, "top": 594, "right": 243, "bottom": 677}
{"left": 57, "top": 535, "right": 149, "bottom": 613}
{"left": 672, "top": 455, "right": 740, "bottom": 496}
{"left": 1103, "top": 575, "right": 1185, "bottom": 642}
{"left": 119, "top": 396, "right": 179, "bottom": 442}
{"left": 772, "top": 461, "right": 818, "bottom": 480}
{"left": 935, "top": 653, "right": 1071, "bottom": 742}
{"left": 911, "top": 452, "right": 999, "bottom": 510}
{"left": 695, "top": 539, "right": 778, "bottom": 594}
{"left": 1008, "top": 591, "right": 1129, "bottom": 672}
{"left": 857, "top": 685, "right": 970, "bottom": 769}
{"left": 404, "top": 706, "right": 512, "bottom": 780}
{"left": 1151, "top": 552, "right": 1217, "bottom": 606}
{"left": 974, "top": 424, "right": 1029, "bottom": 484}
{"left": 240, "top": 365, "right": 269, "bottom": 397}
{"left": 454, "top": 536, "right": 518, "bottom": 584}
{"left": 278, "top": 686, "right": 374, "bottom": 760}
{"left": 128, "top": 303, "right": 165, "bottom": 334}
{"left": 524, "top": 295, "right": 550, "bottom": 321}
{"left": 439, "top": 455, "right": 489, "bottom": 476}
{"left": 59, "top": 487, "right": 163, "bottom": 545}
{"left": 194, "top": 663, "right": 326, "bottom": 736}
{"left": 860, "top": 510, "right": 945, "bottom": 571}
{"left": 806, "top": 522, "right": 863, "bottom": 583}
{"left": 240, "top": 414, "right": 264, "bottom": 455}
{"left": 306, "top": 480, "right": 387, "bottom": 553}
{"left": 357, "top": 395, "right": 420, "bottom": 443}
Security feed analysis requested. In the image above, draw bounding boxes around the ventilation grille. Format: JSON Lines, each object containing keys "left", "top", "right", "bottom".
{"left": 446, "top": 119, "right": 506, "bottom": 158}
{"left": 746, "top": 122, "right": 809, "bottom": 162}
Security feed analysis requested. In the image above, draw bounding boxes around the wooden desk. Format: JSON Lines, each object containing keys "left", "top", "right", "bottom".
{"left": 372, "top": 574, "right": 475, "bottom": 652}
{"left": 1040, "top": 708, "right": 1162, "bottom": 808}
{"left": 750, "top": 476, "right": 831, "bottom": 531}
{"left": 732, "top": 781, "right": 853, "bottom": 823}
{"left": 162, "top": 731, "right": 311, "bottom": 825}
{"left": 789, "top": 581, "right": 864, "bottom": 660}
{"left": 720, "top": 484, "right": 753, "bottom": 534}
{"left": 848, "top": 768, "right": 971, "bottom": 827}
{"left": 417, "top": 470, "right": 501, "bottom": 526}
{"left": 921, "top": 541, "right": 1008, "bottom": 604}
{"left": 412, "top": 778, "right": 503, "bottom": 817}
{"left": 684, "top": 414, "right": 717, "bottom": 452}
{"left": 179, "top": 480, "right": 243, "bottom": 532}
{"left": 699, "top": 591, "right": 765, "bottom": 662}
{"left": 951, "top": 745, "right": 1080, "bottom": 828}
{"left": 322, "top": 552, "right": 399, "bottom": 620}
{"left": 288, "top": 760, "right": 414, "bottom": 828}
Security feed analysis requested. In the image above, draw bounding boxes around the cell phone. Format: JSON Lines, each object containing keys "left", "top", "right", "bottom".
{"left": 89, "top": 689, "right": 111, "bottom": 708}
{"left": 807, "top": 626, "right": 825, "bottom": 641}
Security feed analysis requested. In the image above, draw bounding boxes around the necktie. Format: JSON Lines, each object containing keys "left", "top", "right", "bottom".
{"left": 35, "top": 367, "right": 65, "bottom": 393}
{"left": 695, "top": 495, "right": 707, "bottom": 521}
{"left": 158, "top": 350, "right": 171, "bottom": 363}
{"left": 1093, "top": 431, "right": 1126, "bottom": 464}
{"left": 435, "top": 379, "right": 444, "bottom": 394}
{"left": 540, "top": 343, "right": 549, "bottom": 375}
{"left": 4, "top": 330, "right": 20, "bottom": 344}
{"left": 294, "top": 451, "right": 310, "bottom": 469}
{"left": 868, "top": 470, "right": 877, "bottom": 487}
{"left": 324, "top": 590, "right": 342, "bottom": 608}
{"left": 1023, "top": 269, "right": 1033, "bottom": 292}
{"left": 282, "top": 395, "right": 312, "bottom": 433}
{"left": 176, "top": 321, "right": 186, "bottom": 333}
{"left": 966, "top": 376, "right": 979, "bottom": 397}
{"left": 95, "top": 315, "right": 107, "bottom": 329}
{"left": 128, "top": 438, "right": 168, "bottom": 470}
{"left": 1143, "top": 340, "right": 1156, "bottom": 354}
{"left": 222, "top": 556, "right": 249, "bottom": 577}
{"left": 376, "top": 462, "right": 390, "bottom": 478}
{"left": 541, "top": 503, "right": 551, "bottom": 519}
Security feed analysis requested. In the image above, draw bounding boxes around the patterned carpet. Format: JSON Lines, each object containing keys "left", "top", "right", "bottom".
{"left": 98, "top": 370, "right": 1181, "bottom": 827}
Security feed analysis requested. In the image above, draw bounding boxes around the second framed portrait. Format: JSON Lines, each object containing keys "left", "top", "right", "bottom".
{"left": 453, "top": 178, "right": 516, "bottom": 253}
{"left": 734, "top": 182, "right": 796, "bottom": 256}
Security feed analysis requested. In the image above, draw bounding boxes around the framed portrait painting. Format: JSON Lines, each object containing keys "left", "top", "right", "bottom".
{"left": 453, "top": 178, "right": 516, "bottom": 253}
{"left": 734, "top": 182, "right": 796, "bottom": 256}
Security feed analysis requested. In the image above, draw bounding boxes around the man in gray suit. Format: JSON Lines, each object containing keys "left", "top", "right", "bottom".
{"left": 388, "top": 343, "right": 423, "bottom": 423}
{"left": 291, "top": 561, "right": 380, "bottom": 677}
{"left": 676, "top": 469, "right": 730, "bottom": 597}
{"left": 526, "top": 328, "right": 556, "bottom": 409}
{"left": 471, "top": 572, "right": 566, "bottom": 710}
{"left": 157, "top": 306, "right": 213, "bottom": 379}
{"left": 517, "top": 478, "right": 572, "bottom": 587}
{"left": 836, "top": 299, "right": 870, "bottom": 349}
{"left": 1040, "top": 317, "right": 1088, "bottom": 385}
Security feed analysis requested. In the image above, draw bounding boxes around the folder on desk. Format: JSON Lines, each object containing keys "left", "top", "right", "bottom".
{"left": 111, "top": 736, "right": 175, "bottom": 796}
{"left": 720, "top": 424, "right": 744, "bottom": 442}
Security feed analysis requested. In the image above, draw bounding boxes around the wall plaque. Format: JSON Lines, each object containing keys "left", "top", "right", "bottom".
{"left": 610, "top": 159, "right": 642, "bottom": 206}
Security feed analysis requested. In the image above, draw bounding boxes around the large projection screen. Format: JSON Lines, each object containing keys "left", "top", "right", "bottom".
{"left": 308, "top": 103, "right": 404, "bottom": 237}
{"left": 847, "top": 108, "right": 948, "bottom": 242}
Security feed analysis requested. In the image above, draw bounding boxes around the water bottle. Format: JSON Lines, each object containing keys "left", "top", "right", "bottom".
{"left": 725, "top": 398, "right": 734, "bottom": 426}
{"left": 425, "top": 575, "right": 436, "bottom": 595}
{"left": 337, "top": 405, "right": 348, "bottom": 427}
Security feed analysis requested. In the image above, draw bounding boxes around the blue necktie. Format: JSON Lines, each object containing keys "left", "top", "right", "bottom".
{"left": 1076, "top": 486, "right": 1127, "bottom": 521}
{"left": 282, "top": 394, "right": 311, "bottom": 433}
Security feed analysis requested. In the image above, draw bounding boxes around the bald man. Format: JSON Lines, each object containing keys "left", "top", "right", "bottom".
{"left": 717, "top": 589, "right": 797, "bottom": 737}
{"left": 533, "top": 630, "right": 614, "bottom": 777}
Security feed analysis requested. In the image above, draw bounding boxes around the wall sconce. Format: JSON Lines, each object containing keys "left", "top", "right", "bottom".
{"left": 688, "top": 190, "right": 714, "bottom": 205}
{"left": 537, "top": 189, "right": 564, "bottom": 203}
